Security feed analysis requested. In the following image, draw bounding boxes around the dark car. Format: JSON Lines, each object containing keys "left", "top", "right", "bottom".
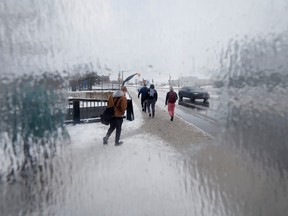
{"left": 178, "top": 86, "right": 210, "bottom": 103}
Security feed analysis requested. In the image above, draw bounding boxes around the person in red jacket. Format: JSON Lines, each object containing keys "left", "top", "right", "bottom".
{"left": 165, "top": 87, "right": 178, "bottom": 121}
{"left": 103, "top": 86, "right": 128, "bottom": 145}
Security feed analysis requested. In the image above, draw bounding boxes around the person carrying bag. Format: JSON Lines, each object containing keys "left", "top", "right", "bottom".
{"left": 102, "top": 86, "right": 128, "bottom": 146}
{"left": 100, "top": 97, "right": 120, "bottom": 125}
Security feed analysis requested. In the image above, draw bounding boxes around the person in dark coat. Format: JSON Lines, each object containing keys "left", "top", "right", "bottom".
{"left": 103, "top": 86, "right": 127, "bottom": 145}
{"left": 146, "top": 84, "right": 158, "bottom": 118}
{"left": 138, "top": 84, "right": 148, "bottom": 112}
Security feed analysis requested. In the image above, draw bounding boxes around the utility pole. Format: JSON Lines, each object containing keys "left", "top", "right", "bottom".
{"left": 122, "top": 71, "right": 124, "bottom": 84}
{"left": 119, "top": 69, "right": 134, "bottom": 87}
{"left": 192, "top": 56, "right": 195, "bottom": 74}
{"left": 118, "top": 71, "right": 121, "bottom": 89}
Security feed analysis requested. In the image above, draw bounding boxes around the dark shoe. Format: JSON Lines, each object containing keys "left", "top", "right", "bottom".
{"left": 103, "top": 136, "right": 108, "bottom": 144}
{"left": 115, "top": 141, "right": 123, "bottom": 146}
{"left": 149, "top": 113, "right": 151, "bottom": 117}
{"left": 170, "top": 116, "right": 174, "bottom": 121}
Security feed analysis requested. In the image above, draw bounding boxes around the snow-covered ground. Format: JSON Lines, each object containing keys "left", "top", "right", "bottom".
{"left": 66, "top": 90, "right": 157, "bottom": 147}
{"left": 65, "top": 84, "right": 209, "bottom": 149}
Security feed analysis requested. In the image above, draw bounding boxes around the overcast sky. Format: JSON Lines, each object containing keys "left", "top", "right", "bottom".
{"left": 1, "top": 0, "right": 288, "bottom": 82}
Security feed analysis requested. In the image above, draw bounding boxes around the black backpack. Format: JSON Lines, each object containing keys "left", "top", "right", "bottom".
{"left": 100, "top": 97, "right": 120, "bottom": 125}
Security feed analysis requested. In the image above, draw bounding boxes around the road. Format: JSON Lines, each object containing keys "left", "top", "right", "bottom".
{"left": 151, "top": 86, "right": 221, "bottom": 137}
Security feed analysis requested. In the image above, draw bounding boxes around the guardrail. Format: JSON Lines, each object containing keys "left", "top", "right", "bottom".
{"left": 65, "top": 98, "right": 107, "bottom": 124}
{"left": 66, "top": 88, "right": 135, "bottom": 124}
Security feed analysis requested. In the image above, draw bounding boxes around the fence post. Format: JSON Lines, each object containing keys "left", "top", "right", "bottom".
{"left": 73, "top": 100, "right": 80, "bottom": 123}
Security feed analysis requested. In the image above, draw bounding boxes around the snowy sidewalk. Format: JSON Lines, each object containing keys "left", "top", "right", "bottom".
{"left": 125, "top": 91, "right": 211, "bottom": 146}
{"left": 49, "top": 90, "right": 214, "bottom": 216}
{"left": 66, "top": 90, "right": 211, "bottom": 150}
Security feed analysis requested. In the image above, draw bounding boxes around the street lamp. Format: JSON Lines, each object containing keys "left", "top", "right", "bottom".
{"left": 118, "top": 70, "right": 139, "bottom": 122}
{"left": 122, "top": 73, "right": 139, "bottom": 86}
{"left": 121, "top": 70, "right": 134, "bottom": 82}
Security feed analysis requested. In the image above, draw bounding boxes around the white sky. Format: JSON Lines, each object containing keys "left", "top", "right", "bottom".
{"left": 1, "top": 0, "right": 288, "bottom": 82}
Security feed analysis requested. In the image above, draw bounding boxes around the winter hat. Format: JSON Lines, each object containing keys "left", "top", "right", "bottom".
{"left": 121, "top": 86, "right": 127, "bottom": 92}
{"left": 169, "top": 87, "right": 174, "bottom": 91}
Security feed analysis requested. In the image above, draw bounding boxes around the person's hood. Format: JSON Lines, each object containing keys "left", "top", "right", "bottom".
{"left": 113, "top": 90, "right": 124, "bottom": 98}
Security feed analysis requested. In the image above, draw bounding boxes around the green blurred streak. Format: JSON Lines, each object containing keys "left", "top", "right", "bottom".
{"left": 0, "top": 72, "right": 70, "bottom": 177}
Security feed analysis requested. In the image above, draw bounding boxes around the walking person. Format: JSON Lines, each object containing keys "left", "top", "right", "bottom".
{"left": 103, "top": 86, "right": 128, "bottom": 145}
{"left": 147, "top": 84, "right": 158, "bottom": 118}
{"left": 165, "top": 86, "right": 178, "bottom": 121}
{"left": 138, "top": 83, "right": 148, "bottom": 112}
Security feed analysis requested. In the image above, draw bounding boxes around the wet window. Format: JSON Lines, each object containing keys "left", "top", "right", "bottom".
{"left": 1, "top": 0, "right": 288, "bottom": 215}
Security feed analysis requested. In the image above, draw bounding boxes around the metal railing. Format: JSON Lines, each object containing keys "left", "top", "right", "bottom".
{"left": 65, "top": 98, "right": 108, "bottom": 124}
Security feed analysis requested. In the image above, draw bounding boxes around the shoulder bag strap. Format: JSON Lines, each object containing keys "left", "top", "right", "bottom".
{"left": 113, "top": 97, "right": 120, "bottom": 110}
